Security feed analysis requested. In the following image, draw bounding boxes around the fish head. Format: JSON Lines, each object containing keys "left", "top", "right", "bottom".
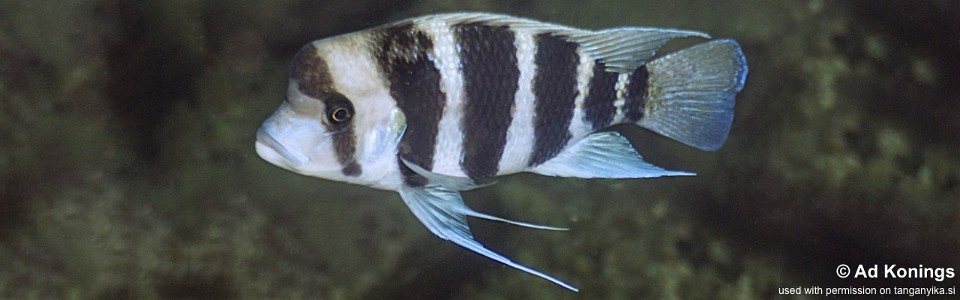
{"left": 256, "top": 40, "right": 406, "bottom": 187}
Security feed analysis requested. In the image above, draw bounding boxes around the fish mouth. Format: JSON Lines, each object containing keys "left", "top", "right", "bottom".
{"left": 255, "top": 127, "right": 307, "bottom": 168}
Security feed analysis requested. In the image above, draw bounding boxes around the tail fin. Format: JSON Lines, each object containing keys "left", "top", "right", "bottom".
{"left": 638, "top": 39, "right": 747, "bottom": 151}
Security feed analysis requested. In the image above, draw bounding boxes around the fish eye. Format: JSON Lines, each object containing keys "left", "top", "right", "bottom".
{"left": 330, "top": 107, "right": 350, "bottom": 123}
{"left": 325, "top": 93, "right": 354, "bottom": 126}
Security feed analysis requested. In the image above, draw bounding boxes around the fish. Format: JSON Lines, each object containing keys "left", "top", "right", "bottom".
{"left": 255, "top": 12, "right": 748, "bottom": 291}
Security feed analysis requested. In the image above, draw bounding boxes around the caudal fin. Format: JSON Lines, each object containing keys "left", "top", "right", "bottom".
{"left": 637, "top": 39, "right": 747, "bottom": 151}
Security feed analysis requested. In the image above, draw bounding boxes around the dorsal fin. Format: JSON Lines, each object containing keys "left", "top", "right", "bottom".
{"left": 567, "top": 28, "right": 709, "bottom": 73}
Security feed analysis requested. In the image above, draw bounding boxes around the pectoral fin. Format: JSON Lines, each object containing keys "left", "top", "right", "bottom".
{"left": 530, "top": 131, "right": 694, "bottom": 178}
{"left": 398, "top": 184, "right": 577, "bottom": 291}
{"left": 399, "top": 157, "right": 494, "bottom": 191}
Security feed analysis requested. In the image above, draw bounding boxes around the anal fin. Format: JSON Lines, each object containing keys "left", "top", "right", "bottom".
{"left": 530, "top": 131, "right": 694, "bottom": 178}
{"left": 399, "top": 185, "right": 577, "bottom": 291}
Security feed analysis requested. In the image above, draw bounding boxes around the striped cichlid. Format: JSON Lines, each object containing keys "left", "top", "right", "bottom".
{"left": 255, "top": 12, "right": 748, "bottom": 291}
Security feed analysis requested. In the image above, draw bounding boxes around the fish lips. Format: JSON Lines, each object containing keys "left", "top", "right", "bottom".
{"left": 255, "top": 127, "right": 308, "bottom": 170}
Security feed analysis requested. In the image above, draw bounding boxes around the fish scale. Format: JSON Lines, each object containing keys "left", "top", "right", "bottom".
{"left": 254, "top": 12, "right": 748, "bottom": 291}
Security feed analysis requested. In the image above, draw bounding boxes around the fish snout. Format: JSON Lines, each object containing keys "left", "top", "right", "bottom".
{"left": 256, "top": 126, "right": 307, "bottom": 168}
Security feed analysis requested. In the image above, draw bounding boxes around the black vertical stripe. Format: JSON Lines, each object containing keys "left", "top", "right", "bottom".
{"left": 583, "top": 61, "right": 619, "bottom": 131}
{"left": 373, "top": 22, "right": 445, "bottom": 187}
{"left": 624, "top": 65, "right": 649, "bottom": 123}
{"left": 290, "top": 44, "right": 334, "bottom": 98}
{"left": 528, "top": 33, "right": 579, "bottom": 167}
{"left": 324, "top": 93, "right": 361, "bottom": 177}
{"left": 332, "top": 129, "right": 361, "bottom": 176}
{"left": 456, "top": 23, "right": 519, "bottom": 180}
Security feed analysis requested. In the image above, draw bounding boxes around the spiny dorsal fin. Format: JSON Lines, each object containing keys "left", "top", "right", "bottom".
{"left": 567, "top": 28, "right": 709, "bottom": 73}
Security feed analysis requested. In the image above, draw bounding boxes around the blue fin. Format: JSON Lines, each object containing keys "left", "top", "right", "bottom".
{"left": 530, "top": 131, "right": 694, "bottom": 178}
{"left": 399, "top": 157, "right": 494, "bottom": 191}
{"left": 638, "top": 39, "right": 748, "bottom": 151}
{"left": 570, "top": 28, "right": 710, "bottom": 73}
{"left": 398, "top": 185, "right": 577, "bottom": 291}
{"left": 399, "top": 158, "right": 565, "bottom": 230}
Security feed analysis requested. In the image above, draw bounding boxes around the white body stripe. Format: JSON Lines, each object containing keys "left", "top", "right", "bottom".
{"left": 419, "top": 20, "right": 469, "bottom": 178}
{"left": 567, "top": 49, "right": 597, "bottom": 149}
{"left": 612, "top": 73, "right": 631, "bottom": 124}
{"left": 497, "top": 28, "right": 539, "bottom": 174}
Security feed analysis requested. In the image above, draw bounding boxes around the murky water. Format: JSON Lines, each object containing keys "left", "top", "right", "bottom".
{"left": 1, "top": 1, "right": 958, "bottom": 299}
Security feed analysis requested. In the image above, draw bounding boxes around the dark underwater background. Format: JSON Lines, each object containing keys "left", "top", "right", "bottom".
{"left": 2, "top": 0, "right": 958, "bottom": 299}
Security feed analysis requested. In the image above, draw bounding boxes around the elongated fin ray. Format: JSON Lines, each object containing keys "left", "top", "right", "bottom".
{"left": 399, "top": 158, "right": 565, "bottom": 230}
{"left": 399, "top": 185, "right": 577, "bottom": 291}
{"left": 638, "top": 39, "right": 748, "bottom": 151}
{"left": 461, "top": 209, "right": 568, "bottom": 231}
{"left": 530, "top": 131, "right": 694, "bottom": 178}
